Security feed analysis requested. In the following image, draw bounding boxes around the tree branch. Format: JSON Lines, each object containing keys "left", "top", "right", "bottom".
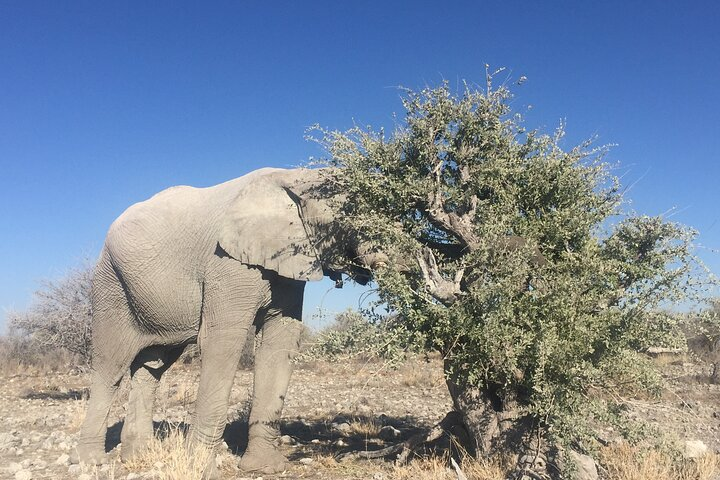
{"left": 416, "top": 247, "right": 465, "bottom": 305}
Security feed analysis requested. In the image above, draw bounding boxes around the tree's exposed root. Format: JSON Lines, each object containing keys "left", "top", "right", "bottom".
{"left": 342, "top": 411, "right": 466, "bottom": 464}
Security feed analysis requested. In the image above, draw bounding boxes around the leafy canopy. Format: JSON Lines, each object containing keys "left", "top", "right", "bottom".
{"left": 312, "top": 77, "right": 709, "bottom": 444}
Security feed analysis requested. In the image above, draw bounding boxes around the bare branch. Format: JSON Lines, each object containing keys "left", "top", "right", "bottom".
{"left": 416, "top": 247, "right": 464, "bottom": 305}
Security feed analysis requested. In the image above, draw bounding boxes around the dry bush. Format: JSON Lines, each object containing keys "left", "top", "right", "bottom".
{"left": 0, "top": 331, "right": 74, "bottom": 375}
{"left": 600, "top": 442, "right": 720, "bottom": 480}
{"left": 6, "top": 263, "right": 93, "bottom": 368}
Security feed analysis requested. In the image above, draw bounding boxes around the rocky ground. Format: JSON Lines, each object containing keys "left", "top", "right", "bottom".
{"left": 0, "top": 355, "right": 718, "bottom": 479}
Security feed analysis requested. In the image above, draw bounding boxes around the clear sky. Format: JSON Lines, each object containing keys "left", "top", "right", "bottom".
{"left": 1, "top": 1, "right": 719, "bottom": 331}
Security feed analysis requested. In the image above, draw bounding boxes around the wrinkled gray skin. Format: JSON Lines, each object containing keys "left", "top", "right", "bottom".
{"left": 75, "top": 168, "right": 377, "bottom": 476}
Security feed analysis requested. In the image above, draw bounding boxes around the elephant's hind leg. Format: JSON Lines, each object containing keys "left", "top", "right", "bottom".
{"left": 74, "top": 255, "right": 147, "bottom": 464}
{"left": 120, "top": 345, "right": 184, "bottom": 461}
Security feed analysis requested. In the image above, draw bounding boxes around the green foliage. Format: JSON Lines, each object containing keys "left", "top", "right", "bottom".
{"left": 311, "top": 77, "right": 714, "bottom": 446}
{"left": 301, "top": 309, "right": 422, "bottom": 364}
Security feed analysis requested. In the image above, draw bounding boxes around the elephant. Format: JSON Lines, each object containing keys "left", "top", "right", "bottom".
{"left": 74, "top": 167, "right": 379, "bottom": 476}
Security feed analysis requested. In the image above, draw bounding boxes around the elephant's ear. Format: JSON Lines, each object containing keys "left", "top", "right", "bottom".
{"left": 217, "top": 169, "right": 324, "bottom": 281}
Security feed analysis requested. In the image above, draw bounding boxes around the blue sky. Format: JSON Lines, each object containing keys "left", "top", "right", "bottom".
{"left": 1, "top": 1, "right": 719, "bottom": 331}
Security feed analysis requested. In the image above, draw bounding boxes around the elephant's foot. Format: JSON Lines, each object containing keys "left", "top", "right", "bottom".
{"left": 70, "top": 444, "right": 107, "bottom": 465}
{"left": 120, "top": 435, "right": 151, "bottom": 462}
{"left": 239, "top": 447, "right": 290, "bottom": 474}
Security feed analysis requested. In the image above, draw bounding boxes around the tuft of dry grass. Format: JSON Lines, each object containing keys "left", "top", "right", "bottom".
{"left": 391, "top": 453, "right": 507, "bottom": 480}
{"left": 600, "top": 442, "right": 720, "bottom": 480}
{"left": 346, "top": 416, "right": 384, "bottom": 437}
{"left": 124, "top": 427, "right": 216, "bottom": 480}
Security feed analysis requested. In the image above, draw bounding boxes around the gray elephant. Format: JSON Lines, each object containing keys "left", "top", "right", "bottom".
{"left": 75, "top": 167, "right": 378, "bottom": 476}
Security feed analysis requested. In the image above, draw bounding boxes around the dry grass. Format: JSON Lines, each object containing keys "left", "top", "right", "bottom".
{"left": 346, "top": 416, "right": 384, "bottom": 437}
{"left": 398, "top": 361, "right": 446, "bottom": 388}
{"left": 600, "top": 442, "right": 720, "bottom": 480}
{"left": 124, "top": 427, "right": 216, "bottom": 480}
{"left": 67, "top": 397, "right": 88, "bottom": 431}
{"left": 391, "top": 453, "right": 508, "bottom": 480}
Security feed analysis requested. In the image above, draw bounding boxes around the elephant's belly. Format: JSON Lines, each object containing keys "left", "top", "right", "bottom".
{"left": 121, "top": 266, "right": 204, "bottom": 339}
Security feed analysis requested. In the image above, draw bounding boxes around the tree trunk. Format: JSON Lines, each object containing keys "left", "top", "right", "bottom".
{"left": 444, "top": 362, "right": 554, "bottom": 479}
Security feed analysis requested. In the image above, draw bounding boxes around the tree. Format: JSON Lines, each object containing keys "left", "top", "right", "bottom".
{"left": 8, "top": 262, "right": 93, "bottom": 366}
{"left": 312, "top": 75, "right": 710, "bottom": 478}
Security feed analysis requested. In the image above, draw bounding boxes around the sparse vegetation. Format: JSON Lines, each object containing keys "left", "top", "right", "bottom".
{"left": 300, "top": 309, "right": 422, "bottom": 364}
{"left": 5, "top": 262, "right": 93, "bottom": 369}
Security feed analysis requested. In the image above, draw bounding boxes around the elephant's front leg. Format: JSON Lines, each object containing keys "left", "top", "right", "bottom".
{"left": 239, "top": 315, "right": 303, "bottom": 473}
{"left": 187, "top": 274, "right": 261, "bottom": 479}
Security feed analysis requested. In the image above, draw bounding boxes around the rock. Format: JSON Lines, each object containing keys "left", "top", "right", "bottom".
{"left": 0, "top": 432, "right": 19, "bottom": 451}
{"left": 378, "top": 425, "right": 401, "bottom": 441}
{"left": 8, "top": 462, "right": 22, "bottom": 474}
{"left": 299, "top": 457, "right": 314, "bottom": 465}
{"left": 278, "top": 434, "right": 294, "bottom": 445}
{"left": 55, "top": 454, "right": 70, "bottom": 465}
{"left": 68, "top": 464, "right": 82, "bottom": 475}
{"left": 332, "top": 422, "right": 352, "bottom": 436}
{"left": 126, "top": 474, "right": 141, "bottom": 480}
{"left": 684, "top": 440, "right": 709, "bottom": 458}
{"left": 14, "top": 470, "right": 32, "bottom": 480}
{"left": 568, "top": 451, "right": 598, "bottom": 480}
{"left": 77, "top": 475, "right": 92, "bottom": 480}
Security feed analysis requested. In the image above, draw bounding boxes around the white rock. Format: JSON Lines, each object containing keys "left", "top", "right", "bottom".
{"left": 67, "top": 464, "right": 82, "bottom": 475}
{"left": 55, "top": 453, "right": 70, "bottom": 465}
{"left": 299, "top": 457, "right": 314, "bottom": 465}
{"left": 7, "top": 462, "right": 22, "bottom": 474}
{"left": 568, "top": 451, "right": 598, "bottom": 480}
{"left": 126, "top": 473, "right": 141, "bottom": 480}
{"left": 14, "top": 470, "right": 32, "bottom": 480}
{"left": 684, "top": 440, "right": 709, "bottom": 459}
{"left": 77, "top": 474, "right": 92, "bottom": 480}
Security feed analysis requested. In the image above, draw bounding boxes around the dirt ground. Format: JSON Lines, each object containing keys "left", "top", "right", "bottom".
{"left": 0, "top": 355, "right": 718, "bottom": 479}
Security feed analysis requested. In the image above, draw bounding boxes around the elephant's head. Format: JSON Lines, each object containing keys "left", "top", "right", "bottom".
{"left": 216, "top": 167, "right": 382, "bottom": 285}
